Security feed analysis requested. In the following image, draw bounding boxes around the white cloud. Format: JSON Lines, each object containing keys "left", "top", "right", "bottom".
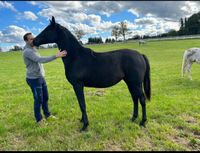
{"left": 88, "top": 14, "right": 101, "bottom": 25}
{"left": 38, "top": 1, "right": 200, "bottom": 21}
{"left": 43, "top": 1, "right": 83, "bottom": 12}
{"left": 0, "top": 31, "right": 3, "bottom": 37}
{"left": 73, "top": 13, "right": 88, "bottom": 22}
{"left": 37, "top": 1, "right": 193, "bottom": 37}
{"left": 0, "top": 25, "right": 28, "bottom": 43}
{"left": 24, "top": 11, "right": 38, "bottom": 21}
{"left": 95, "top": 21, "right": 115, "bottom": 32}
{"left": 134, "top": 17, "right": 158, "bottom": 25}
{"left": 128, "top": 9, "right": 139, "bottom": 17}
{"left": 181, "top": 1, "right": 200, "bottom": 17}
{"left": 71, "top": 23, "right": 96, "bottom": 35}
{"left": 27, "top": 1, "right": 48, "bottom": 9}
{"left": 0, "top": 1, "right": 17, "bottom": 12}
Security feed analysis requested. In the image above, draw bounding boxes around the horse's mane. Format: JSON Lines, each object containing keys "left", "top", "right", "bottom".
{"left": 57, "top": 24, "right": 96, "bottom": 57}
{"left": 57, "top": 24, "right": 82, "bottom": 48}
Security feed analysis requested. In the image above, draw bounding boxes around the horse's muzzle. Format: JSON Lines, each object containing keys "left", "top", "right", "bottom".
{"left": 32, "top": 39, "right": 39, "bottom": 47}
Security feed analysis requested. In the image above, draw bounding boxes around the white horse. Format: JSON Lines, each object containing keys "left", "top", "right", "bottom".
{"left": 182, "top": 48, "right": 200, "bottom": 80}
{"left": 139, "top": 39, "right": 146, "bottom": 45}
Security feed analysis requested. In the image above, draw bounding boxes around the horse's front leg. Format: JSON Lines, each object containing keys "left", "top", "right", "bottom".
{"left": 182, "top": 62, "right": 187, "bottom": 78}
{"left": 73, "top": 83, "right": 89, "bottom": 131}
{"left": 187, "top": 62, "right": 192, "bottom": 80}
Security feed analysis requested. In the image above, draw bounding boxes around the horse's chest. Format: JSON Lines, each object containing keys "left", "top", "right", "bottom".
{"left": 63, "top": 61, "right": 86, "bottom": 83}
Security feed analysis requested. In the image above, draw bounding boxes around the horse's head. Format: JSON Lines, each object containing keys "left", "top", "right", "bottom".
{"left": 33, "top": 16, "right": 59, "bottom": 47}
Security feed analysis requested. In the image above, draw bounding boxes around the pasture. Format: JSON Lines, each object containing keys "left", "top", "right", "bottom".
{"left": 0, "top": 39, "right": 199, "bottom": 151}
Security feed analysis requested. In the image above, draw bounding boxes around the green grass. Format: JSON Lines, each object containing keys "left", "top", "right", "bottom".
{"left": 0, "top": 39, "right": 200, "bottom": 151}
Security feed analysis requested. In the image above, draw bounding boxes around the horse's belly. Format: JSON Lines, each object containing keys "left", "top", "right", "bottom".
{"left": 84, "top": 75, "right": 123, "bottom": 88}
{"left": 84, "top": 80, "right": 121, "bottom": 88}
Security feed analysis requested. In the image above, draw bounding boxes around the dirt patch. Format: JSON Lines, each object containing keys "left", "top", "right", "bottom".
{"left": 104, "top": 141, "right": 123, "bottom": 151}
{"left": 167, "top": 128, "right": 200, "bottom": 151}
{"left": 134, "top": 137, "right": 155, "bottom": 150}
{"left": 167, "top": 134, "right": 190, "bottom": 150}
{"left": 179, "top": 114, "right": 196, "bottom": 124}
{"left": 86, "top": 89, "right": 105, "bottom": 97}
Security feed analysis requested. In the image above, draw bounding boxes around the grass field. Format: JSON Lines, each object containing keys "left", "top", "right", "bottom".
{"left": 0, "top": 39, "right": 199, "bottom": 151}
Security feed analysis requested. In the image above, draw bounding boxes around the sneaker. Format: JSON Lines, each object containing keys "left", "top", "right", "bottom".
{"left": 46, "top": 115, "right": 58, "bottom": 121}
{"left": 36, "top": 118, "right": 46, "bottom": 126}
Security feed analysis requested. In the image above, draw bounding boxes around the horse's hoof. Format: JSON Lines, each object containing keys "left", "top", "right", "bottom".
{"left": 131, "top": 117, "right": 137, "bottom": 122}
{"left": 80, "top": 125, "right": 88, "bottom": 132}
{"left": 139, "top": 121, "right": 146, "bottom": 127}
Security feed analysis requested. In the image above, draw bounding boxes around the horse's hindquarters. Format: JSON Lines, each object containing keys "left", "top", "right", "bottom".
{"left": 122, "top": 53, "right": 146, "bottom": 83}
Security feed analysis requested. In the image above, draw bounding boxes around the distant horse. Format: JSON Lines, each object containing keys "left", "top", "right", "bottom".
{"left": 182, "top": 48, "right": 200, "bottom": 80}
{"left": 139, "top": 40, "right": 146, "bottom": 45}
{"left": 33, "top": 16, "right": 151, "bottom": 131}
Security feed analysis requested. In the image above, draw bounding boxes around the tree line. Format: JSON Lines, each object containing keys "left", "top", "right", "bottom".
{"left": 154, "top": 11, "right": 200, "bottom": 37}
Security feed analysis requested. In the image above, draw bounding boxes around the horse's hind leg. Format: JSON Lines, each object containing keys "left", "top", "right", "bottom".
{"left": 126, "top": 83, "right": 139, "bottom": 121}
{"left": 139, "top": 92, "right": 147, "bottom": 127}
{"left": 125, "top": 81, "right": 147, "bottom": 126}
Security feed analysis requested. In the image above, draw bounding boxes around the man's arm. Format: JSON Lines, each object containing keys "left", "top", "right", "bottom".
{"left": 24, "top": 49, "right": 67, "bottom": 63}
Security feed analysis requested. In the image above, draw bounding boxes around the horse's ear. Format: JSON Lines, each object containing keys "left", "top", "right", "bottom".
{"left": 50, "top": 16, "right": 56, "bottom": 27}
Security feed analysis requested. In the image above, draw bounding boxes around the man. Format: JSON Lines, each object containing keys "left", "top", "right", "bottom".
{"left": 22, "top": 32, "right": 67, "bottom": 124}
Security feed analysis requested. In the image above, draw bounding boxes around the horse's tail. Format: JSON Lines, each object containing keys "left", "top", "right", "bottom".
{"left": 181, "top": 50, "right": 188, "bottom": 77}
{"left": 142, "top": 54, "right": 151, "bottom": 101}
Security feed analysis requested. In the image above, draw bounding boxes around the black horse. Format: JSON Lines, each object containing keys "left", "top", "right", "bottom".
{"left": 33, "top": 16, "right": 151, "bottom": 131}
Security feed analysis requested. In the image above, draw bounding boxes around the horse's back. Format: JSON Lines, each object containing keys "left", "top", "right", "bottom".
{"left": 185, "top": 48, "right": 200, "bottom": 61}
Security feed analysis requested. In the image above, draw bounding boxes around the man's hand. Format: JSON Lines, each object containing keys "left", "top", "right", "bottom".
{"left": 56, "top": 49, "right": 67, "bottom": 58}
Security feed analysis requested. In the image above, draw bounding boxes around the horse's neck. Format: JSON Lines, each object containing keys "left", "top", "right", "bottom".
{"left": 57, "top": 33, "right": 82, "bottom": 55}
{"left": 57, "top": 29, "right": 94, "bottom": 59}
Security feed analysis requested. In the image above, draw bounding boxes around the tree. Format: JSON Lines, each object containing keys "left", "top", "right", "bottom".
{"left": 184, "top": 17, "right": 189, "bottom": 35}
{"left": 119, "top": 21, "right": 129, "bottom": 42}
{"left": 10, "top": 45, "right": 22, "bottom": 51}
{"left": 0, "top": 47, "right": 2, "bottom": 52}
{"left": 111, "top": 38, "right": 115, "bottom": 43}
{"left": 177, "top": 12, "right": 200, "bottom": 35}
{"left": 111, "top": 25, "right": 120, "bottom": 41}
{"left": 87, "top": 37, "right": 103, "bottom": 44}
{"left": 180, "top": 18, "right": 184, "bottom": 29}
{"left": 73, "top": 28, "right": 85, "bottom": 42}
{"left": 167, "top": 29, "right": 177, "bottom": 36}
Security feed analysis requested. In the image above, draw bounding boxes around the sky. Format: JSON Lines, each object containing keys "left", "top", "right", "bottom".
{"left": 1, "top": 1, "right": 200, "bottom": 51}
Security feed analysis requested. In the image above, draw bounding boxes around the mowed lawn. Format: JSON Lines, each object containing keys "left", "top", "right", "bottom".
{"left": 0, "top": 39, "right": 199, "bottom": 151}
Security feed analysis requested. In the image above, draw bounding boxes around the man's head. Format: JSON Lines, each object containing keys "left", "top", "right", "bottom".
{"left": 23, "top": 33, "right": 34, "bottom": 46}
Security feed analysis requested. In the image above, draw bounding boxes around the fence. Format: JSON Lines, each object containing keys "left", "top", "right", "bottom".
{"left": 142, "top": 34, "right": 200, "bottom": 42}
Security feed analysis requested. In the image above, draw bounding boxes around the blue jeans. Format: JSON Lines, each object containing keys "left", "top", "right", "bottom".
{"left": 26, "top": 77, "right": 51, "bottom": 122}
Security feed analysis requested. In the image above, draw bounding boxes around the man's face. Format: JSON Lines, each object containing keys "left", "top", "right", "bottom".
{"left": 26, "top": 34, "right": 35, "bottom": 46}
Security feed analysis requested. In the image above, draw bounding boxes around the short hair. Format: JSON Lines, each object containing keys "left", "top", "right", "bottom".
{"left": 23, "top": 33, "right": 32, "bottom": 41}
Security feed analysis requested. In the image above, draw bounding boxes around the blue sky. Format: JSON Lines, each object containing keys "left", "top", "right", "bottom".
{"left": 0, "top": 1, "right": 200, "bottom": 51}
